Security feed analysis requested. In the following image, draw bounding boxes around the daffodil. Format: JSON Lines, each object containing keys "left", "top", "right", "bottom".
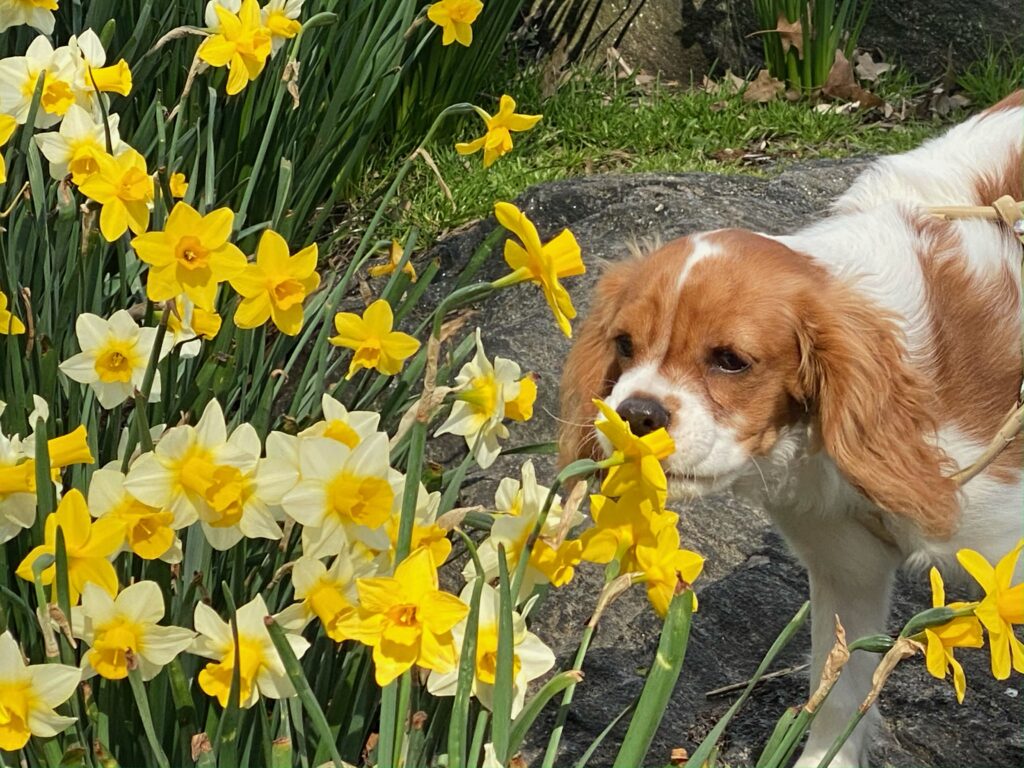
{"left": 0, "top": 0, "right": 59, "bottom": 35}
{"left": 426, "top": 0, "right": 484, "bottom": 47}
{"left": 0, "top": 36, "right": 75, "bottom": 128}
{"left": 35, "top": 104, "right": 125, "bottom": 184}
{"left": 230, "top": 230, "right": 320, "bottom": 336}
{"left": 67, "top": 30, "right": 133, "bottom": 107}
{"left": 191, "top": 595, "right": 309, "bottom": 708}
{"left": 633, "top": 524, "right": 704, "bottom": 617}
{"left": 456, "top": 95, "right": 541, "bottom": 166}
{"left": 166, "top": 296, "right": 222, "bottom": 359}
{"left": 198, "top": 0, "right": 273, "bottom": 96}
{"left": 299, "top": 393, "right": 382, "bottom": 448}
{"left": 74, "top": 582, "right": 195, "bottom": 681}
{"left": 593, "top": 398, "right": 674, "bottom": 508}
{"left": 0, "top": 289, "right": 25, "bottom": 335}
{"left": 131, "top": 202, "right": 247, "bottom": 310}
{"left": 346, "top": 548, "right": 469, "bottom": 685}
{"left": 367, "top": 483, "right": 451, "bottom": 568}
{"left": 88, "top": 467, "right": 181, "bottom": 562}
{"left": 579, "top": 491, "right": 678, "bottom": 570}
{"left": 921, "top": 567, "right": 984, "bottom": 702}
{"left": 0, "top": 427, "right": 34, "bottom": 544}
{"left": 59, "top": 310, "right": 171, "bottom": 409}
{"left": 0, "top": 630, "right": 80, "bottom": 751}
{"left": 280, "top": 433, "right": 401, "bottom": 557}
{"left": 330, "top": 299, "right": 420, "bottom": 379}
{"left": 492, "top": 202, "right": 584, "bottom": 337}
{"left": 0, "top": 115, "right": 16, "bottom": 184}
{"left": 169, "top": 172, "right": 188, "bottom": 198}
{"left": 368, "top": 240, "right": 417, "bottom": 282}
{"left": 505, "top": 373, "right": 537, "bottom": 422}
{"left": 428, "top": 583, "right": 555, "bottom": 716}
{"left": 435, "top": 329, "right": 524, "bottom": 469}
{"left": 78, "top": 148, "right": 154, "bottom": 241}
{"left": 16, "top": 489, "right": 121, "bottom": 603}
{"left": 262, "top": 0, "right": 304, "bottom": 52}
{"left": 957, "top": 541, "right": 1024, "bottom": 679}
{"left": 123, "top": 400, "right": 288, "bottom": 551}
{"left": 291, "top": 551, "right": 378, "bottom": 642}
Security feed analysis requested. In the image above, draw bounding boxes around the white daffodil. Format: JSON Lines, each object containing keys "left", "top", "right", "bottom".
{"left": 428, "top": 582, "right": 555, "bottom": 717}
{"left": 35, "top": 103, "right": 125, "bottom": 184}
{"left": 73, "top": 581, "right": 194, "bottom": 681}
{"left": 124, "top": 400, "right": 289, "bottom": 550}
{"left": 88, "top": 466, "right": 182, "bottom": 563}
{"left": 59, "top": 310, "right": 171, "bottom": 409}
{"left": 65, "top": 30, "right": 132, "bottom": 110}
{"left": 298, "top": 393, "right": 381, "bottom": 448}
{"left": 164, "top": 296, "right": 222, "bottom": 359}
{"left": 290, "top": 550, "right": 379, "bottom": 642}
{"left": 191, "top": 594, "right": 309, "bottom": 709}
{"left": 280, "top": 433, "right": 401, "bottom": 557}
{"left": 0, "top": 0, "right": 59, "bottom": 35}
{"left": 435, "top": 329, "right": 523, "bottom": 469}
{"left": 0, "top": 36, "right": 76, "bottom": 128}
{"left": 0, "top": 427, "right": 34, "bottom": 544}
{"left": 0, "top": 631, "right": 81, "bottom": 751}
{"left": 262, "top": 0, "right": 303, "bottom": 52}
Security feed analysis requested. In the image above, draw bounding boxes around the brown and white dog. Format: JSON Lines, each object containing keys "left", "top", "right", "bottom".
{"left": 559, "top": 91, "right": 1023, "bottom": 767}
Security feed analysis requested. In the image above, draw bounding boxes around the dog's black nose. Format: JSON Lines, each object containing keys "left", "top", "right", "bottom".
{"left": 616, "top": 397, "right": 670, "bottom": 436}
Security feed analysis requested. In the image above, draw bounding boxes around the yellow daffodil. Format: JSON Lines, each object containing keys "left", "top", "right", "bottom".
{"left": 230, "top": 230, "right": 320, "bottom": 336}
{"left": 0, "top": 0, "right": 59, "bottom": 35}
{"left": 16, "top": 489, "right": 122, "bottom": 603}
{"left": 922, "top": 567, "right": 984, "bottom": 702}
{"left": 593, "top": 398, "right": 674, "bottom": 508}
{"left": 368, "top": 240, "right": 417, "bottom": 282}
{"left": 0, "top": 289, "right": 25, "bottom": 335}
{"left": 131, "top": 202, "right": 247, "bottom": 311}
{"left": 0, "top": 36, "right": 75, "bottom": 128}
{"left": 579, "top": 492, "right": 678, "bottom": 570}
{"left": 78, "top": 148, "right": 153, "bottom": 241}
{"left": 633, "top": 524, "right": 704, "bottom": 617}
{"left": 262, "top": 0, "right": 304, "bottom": 52}
{"left": 347, "top": 548, "right": 469, "bottom": 685}
{"left": 35, "top": 104, "right": 125, "bottom": 184}
{"left": 169, "top": 172, "right": 189, "bottom": 198}
{"left": 198, "top": 0, "right": 273, "bottom": 96}
{"left": 291, "top": 551, "right": 378, "bottom": 642}
{"left": 492, "top": 202, "right": 584, "bottom": 337}
{"left": 330, "top": 299, "right": 420, "bottom": 379}
{"left": 428, "top": 583, "right": 555, "bottom": 716}
{"left": 0, "top": 115, "right": 16, "bottom": 184}
{"left": 426, "top": 0, "right": 484, "bottom": 47}
{"left": 529, "top": 537, "right": 583, "bottom": 588}
{"left": 88, "top": 467, "right": 181, "bottom": 562}
{"left": 59, "top": 310, "right": 172, "bottom": 409}
{"left": 192, "top": 595, "right": 309, "bottom": 708}
{"left": 298, "top": 393, "right": 382, "bottom": 448}
{"left": 457, "top": 95, "right": 541, "bottom": 166}
{"left": 0, "top": 630, "right": 80, "bottom": 751}
{"left": 435, "top": 329, "right": 525, "bottom": 468}
{"left": 505, "top": 373, "right": 537, "bottom": 422}
{"left": 74, "top": 581, "right": 195, "bottom": 681}
{"left": 957, "top": 540, "right": 1024, "bottom": 679}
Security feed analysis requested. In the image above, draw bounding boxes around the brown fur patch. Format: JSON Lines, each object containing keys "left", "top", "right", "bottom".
{"left": 983, "top": 89, "right": 1024, "bottom": 114}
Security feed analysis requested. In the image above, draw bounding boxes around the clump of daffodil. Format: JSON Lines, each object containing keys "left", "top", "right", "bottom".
{"left": 169, "top": 172, "right": 189, "bottom": 198}
{"left": 198, "top": 0, "right": 273, "bottom": 96}
{"left": 16, "top": 489, "right": 122, "bottom": 603}
{"left": 0, "top": 115, "right": 16, "bottom": 184}
{"left": 88, "top": 466, "right": 181, "bottom": 562}
{"left": 428, "top": 582, "right": 556, "bottom": 716}
{"left": 298, "top": 393, "right": 382, "bottom": 448}
{"left": 0, "top": 630, "right": 80, "bottom": 751}
{"left": 0, "top": 0, "right": 60, "bottom": 35}
{"left": 131, "top": 202, "right": 247, "bottom": 311}
{"left": 919, "top": 567, "right": 984, "bottom": 702}
{"left": 0, "top": 289, "right": 25, "bottom": 335}
{"left": 191, "top": 594, "right": 309, "bottom": 708}
{"left": 35, "top": 104, "right": 126, "bottom": 184}
{"left": 492, "top": 202, "right": 584, "bottom": 337}
{"left": 368, "top": 240, "right": 417, "bottom": 282}
{"left": 593, "top": 398, "right": 674, "bottom": 508}
{"left": 427, "top": 0, "right": 484, "bottom": 47}
{"left": 262, "top": 0, "right": 304, "bottom": 51}
{"left": 958, "top": 540, "right": 1024, "bottom": 679}
{"left": 330, "top": 299, "right": 420, "bottom": 379}
{"left": 290, "top": 550, "right": 378, "bottom": 642}
{"left": 456, "top": 95, "right": 541, "bottom": 167}
{"left": 0, "top": 36, "right": 75, "bottom": 127}
{"left": 73, "top": 581, "right": 195, "bottom": 681}
{"left": 78, "top": 148, "right": 154, "bottom": 241}
{"left": 346, "top": 547, "right": 469, "bottom": 685}
{"left": 230, "top": 229, "right": 320, "bottom": 336}
{"left": 59, "top": 310, "right": 172, "bottom": 409}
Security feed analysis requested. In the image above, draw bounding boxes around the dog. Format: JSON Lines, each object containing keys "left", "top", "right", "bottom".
{"left": 558, "top": 91, "right": 1023, "bottom": 767}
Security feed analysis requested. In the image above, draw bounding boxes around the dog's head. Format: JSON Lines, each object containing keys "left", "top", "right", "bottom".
{"left": 559, "top": 229, "right": 957, "bottom": 536}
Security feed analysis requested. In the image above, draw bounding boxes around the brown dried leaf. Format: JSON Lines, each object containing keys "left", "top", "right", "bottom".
{"left": 743, "top": 69, "right": 785, "bottom": 103}
{"left": 775, "top": 14, "right": 804, "bottom": 58}
{"left": 823, "top": 50, "right": 883, "bottom": 108}
{"left": 860, "top": 636, "right": 924, "bottom": 712}
{"left": 805, "top": 615, "right": 850, "bottom": 712}
{"left": 853, "top": 51, "right": 892, "bottom": 82}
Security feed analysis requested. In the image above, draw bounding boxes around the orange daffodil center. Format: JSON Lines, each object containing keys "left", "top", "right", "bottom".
{"left": 456, "top": 95, "right": 542, "bottom": 167}
{"left": 330, "top": 299, "right": 420, "bottom": 380}
{"left": 426, "top": 0, "right": 484, "bottom": 47}
{"left": 230, "top": 229, "right": 320, "bottom": 336}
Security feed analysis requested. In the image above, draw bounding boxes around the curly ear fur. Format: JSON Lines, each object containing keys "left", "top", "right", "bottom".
{"left": 799, "top": 282, "right": 960, "bottom": 538}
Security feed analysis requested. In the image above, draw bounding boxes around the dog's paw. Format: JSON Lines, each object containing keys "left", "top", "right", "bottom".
{"left": 793, "top": 745, "right": 864, "bottom": 768}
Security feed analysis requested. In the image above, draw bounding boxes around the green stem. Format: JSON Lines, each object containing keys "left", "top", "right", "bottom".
{"left": 128, "top": 665, "right": 171, "bottom": 768}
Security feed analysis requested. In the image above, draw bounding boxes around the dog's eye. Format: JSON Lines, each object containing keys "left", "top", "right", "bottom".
{"left": 710, "top": 346, "right": 750, "bottom": 373}
{"left": 614, "top": 334, "right": 633, "bottom": 359}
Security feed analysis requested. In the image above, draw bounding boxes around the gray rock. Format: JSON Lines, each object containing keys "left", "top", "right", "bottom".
{"left": 426, "top": 160, "right": 1023, "bottom": 767}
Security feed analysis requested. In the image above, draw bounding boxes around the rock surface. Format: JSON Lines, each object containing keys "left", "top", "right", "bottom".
{"left": 427, "top": 159, "right": 1024, "bottom": 767}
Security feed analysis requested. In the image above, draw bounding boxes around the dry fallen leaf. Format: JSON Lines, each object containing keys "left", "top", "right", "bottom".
{"left": 743, "top": 69, "right": 785, "bottom": 103}
{"left": 853, "top": 51, "right": 893, "bottom": 82}
{"left": 823, "top": 50, "right": 884, "bottom": 108}
{"left": 775, "top": 13, "right": 804, "bottom": 57}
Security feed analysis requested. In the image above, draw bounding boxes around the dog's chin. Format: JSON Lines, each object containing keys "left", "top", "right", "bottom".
{"left": 666, "top": 470, "right": 739, "bottom": 500}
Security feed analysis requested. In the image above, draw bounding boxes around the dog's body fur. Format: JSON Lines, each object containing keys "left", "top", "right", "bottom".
{"left": 559, "top": 91, "right": 1023, "bottom": 766}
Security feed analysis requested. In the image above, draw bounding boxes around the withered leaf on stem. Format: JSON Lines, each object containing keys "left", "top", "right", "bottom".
{"left": 775, "top": 14, "right": 804, "bottom": 58}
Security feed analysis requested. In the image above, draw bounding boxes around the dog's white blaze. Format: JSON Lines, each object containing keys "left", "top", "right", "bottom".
{"left": 675, "top": 233, "right": 720, "bottom": 291}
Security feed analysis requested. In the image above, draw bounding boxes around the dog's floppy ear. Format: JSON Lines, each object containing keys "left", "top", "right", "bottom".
{"left": 797, "top": 283, "right": 959, "bottom": 538}
{"left": 558, "top": 262, "right": 631, "bottom": 467}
